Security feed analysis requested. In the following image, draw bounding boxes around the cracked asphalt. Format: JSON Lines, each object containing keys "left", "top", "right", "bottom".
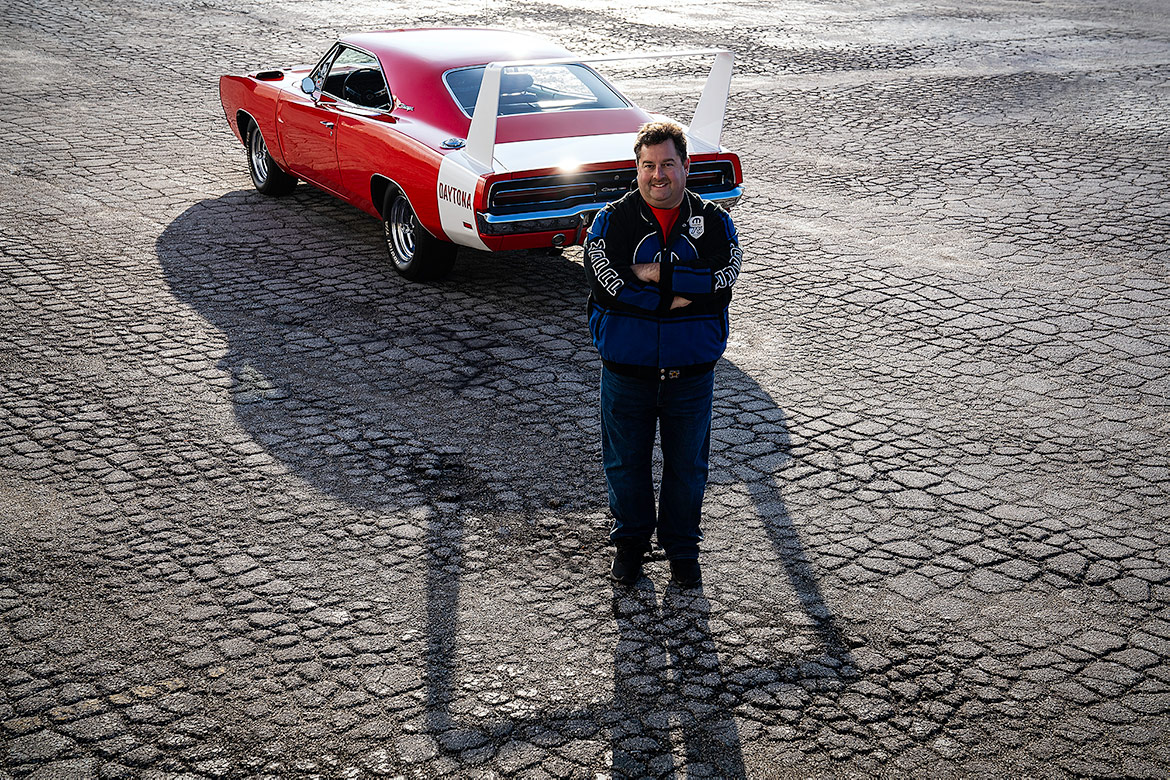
{"left": 2, "top": 0, "right": 1169, "bottom": 777}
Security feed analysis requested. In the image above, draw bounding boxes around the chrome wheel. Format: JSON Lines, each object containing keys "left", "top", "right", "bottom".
{"left": 381, "top": 191, "right": 457, "bottom": 281}
{"left": 249, "top": 127, "right": 270, "bottom": 184}
{"left": 386, "top": 195, "right": 417, "bottom": 268}
{"left": 245, "top": 121, "right": 296, "bottom": 196}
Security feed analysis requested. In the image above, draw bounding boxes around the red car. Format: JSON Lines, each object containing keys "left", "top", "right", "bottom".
{"left": 219, "top": 28, "right": 743, "bottom": 280}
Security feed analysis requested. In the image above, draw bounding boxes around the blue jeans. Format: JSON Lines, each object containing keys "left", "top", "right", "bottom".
{"left": 600, "top": 367, "right": 714, "bottom": 560}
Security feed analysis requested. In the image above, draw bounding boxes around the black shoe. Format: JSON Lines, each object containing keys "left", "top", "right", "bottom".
{"left": 611, "top": 546, "right": 644, "bottom": 585}
{"left": 669, "top": 559, "right": 702, "bottom": 587}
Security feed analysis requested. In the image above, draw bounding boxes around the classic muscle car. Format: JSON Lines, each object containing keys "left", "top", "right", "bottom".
{"left": 219, "top": 28, "right": 743, "bottom": 280}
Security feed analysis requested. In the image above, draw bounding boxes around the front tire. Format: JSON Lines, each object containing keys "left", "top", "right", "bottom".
{"left": 383, "top": 191, "right": 457, "bottom": 281}
{"left": 246, "top": 122, "right": 297, "bottom": 196}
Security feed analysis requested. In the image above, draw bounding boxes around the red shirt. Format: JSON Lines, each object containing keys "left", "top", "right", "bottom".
{"left": 648, "top": 205, "right": 679, "bottom": 239}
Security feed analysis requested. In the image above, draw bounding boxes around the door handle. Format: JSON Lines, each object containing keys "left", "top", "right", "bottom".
{"left": 320, "top": 121, "right": 335, "bottom": 129}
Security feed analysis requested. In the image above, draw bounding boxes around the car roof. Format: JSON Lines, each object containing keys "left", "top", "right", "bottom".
{"left": 334, "top": 28, "right": 650, "bottom": 148}
{"left": 341, "top": 28, "right": 573, "bottom": 72}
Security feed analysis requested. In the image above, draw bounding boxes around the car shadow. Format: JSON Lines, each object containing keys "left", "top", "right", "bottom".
{"left": 156, "top": 189, "right": 855, "bottom": 773}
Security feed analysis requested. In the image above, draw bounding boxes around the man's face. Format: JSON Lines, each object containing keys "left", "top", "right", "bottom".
{"left": 636, "top": 139, "right": 689, "bottom": 209}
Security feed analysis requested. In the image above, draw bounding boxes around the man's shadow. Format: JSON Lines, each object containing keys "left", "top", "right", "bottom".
{"left": 611, "top": 583, "right": 746, "bottom": 777}
{"left": 157, "top": 189, "right": 854, "bottom": 773}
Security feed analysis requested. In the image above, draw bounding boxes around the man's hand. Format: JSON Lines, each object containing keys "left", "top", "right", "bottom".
{"left": 630, "top": 264, "right": 689, "bottom": 308}
{"left": 630, "top": 263, "right": 660, "bottom": 283}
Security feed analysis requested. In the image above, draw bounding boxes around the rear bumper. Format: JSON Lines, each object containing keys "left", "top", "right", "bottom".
{"left": 476, "top": 186, "right": 744, "bottom": 239}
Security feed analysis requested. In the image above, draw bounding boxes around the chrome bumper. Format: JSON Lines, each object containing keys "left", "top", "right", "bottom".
{"left": 477, "top": 186, "right": 744, "bottom": 237}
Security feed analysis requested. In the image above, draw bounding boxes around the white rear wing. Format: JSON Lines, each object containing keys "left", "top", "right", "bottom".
{"left": 464, "top": 49, "right": 734, "bottom": 172}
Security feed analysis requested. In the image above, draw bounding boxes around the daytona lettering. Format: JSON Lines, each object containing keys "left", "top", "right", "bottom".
{"left": 438, "top": 183, "right": 473, "bottom": 210}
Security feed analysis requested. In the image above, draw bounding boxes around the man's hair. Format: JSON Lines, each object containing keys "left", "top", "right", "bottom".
{"left": 634, "top": 121, "right": 688, "bottom": 162}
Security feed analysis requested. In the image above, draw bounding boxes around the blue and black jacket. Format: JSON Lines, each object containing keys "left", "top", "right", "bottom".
{"left": 585, "top": 189, "right": 742, "bottom": 378}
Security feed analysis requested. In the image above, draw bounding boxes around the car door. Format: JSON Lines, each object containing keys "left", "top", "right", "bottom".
{"left": 278, "top": 94, "right": 342, "bottom": 194}
{"left": 277, "top": 46, "right": 381, "bottom": 196}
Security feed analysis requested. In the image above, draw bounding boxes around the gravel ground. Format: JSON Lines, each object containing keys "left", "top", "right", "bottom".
{"left": 1, "top": 0, "right": 1168, "bottom": 777}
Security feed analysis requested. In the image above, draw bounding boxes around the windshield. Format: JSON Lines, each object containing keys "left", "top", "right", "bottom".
{"left": 444, "top": 64, "right": 628, "bottom": 116}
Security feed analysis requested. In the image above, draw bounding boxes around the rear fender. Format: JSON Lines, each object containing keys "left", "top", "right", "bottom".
{"left": 218, "top": 75, "right": 290, "bottom": 169}
{"left": 219, "top": 75, "right": 250, "bottom": 143}
{"left": 436, "top": 154, "right": 488, "bottom": 250}
{"left": 371, "top": 174, "right": 449, "bottom": 244}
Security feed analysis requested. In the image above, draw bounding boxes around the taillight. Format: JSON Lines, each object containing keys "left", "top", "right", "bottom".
{"left": 491, "top": 183, "right": 595, "bottom": 207}
{"left": 686, "top": 170, "right": 725, "bottom": 188}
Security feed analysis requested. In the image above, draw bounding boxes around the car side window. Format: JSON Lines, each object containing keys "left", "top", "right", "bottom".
{"left": 321, "top": 46, "right": 391, "bottom": 109}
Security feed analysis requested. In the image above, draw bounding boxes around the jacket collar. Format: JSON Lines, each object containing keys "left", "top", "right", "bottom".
{"left": 633, "top": 189, "right": 695, "bottom": 233}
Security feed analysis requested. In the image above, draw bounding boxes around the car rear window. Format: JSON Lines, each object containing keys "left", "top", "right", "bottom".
{"left": 444, "top": 64, "right": 628, "bottom": 116}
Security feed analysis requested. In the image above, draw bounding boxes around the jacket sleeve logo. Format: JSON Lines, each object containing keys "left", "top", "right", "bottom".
{"left": 714, "top": 243, "right": 742, "bottom": 291}
{"left": 587, "top": 238, "right": 623, "bottom": 295}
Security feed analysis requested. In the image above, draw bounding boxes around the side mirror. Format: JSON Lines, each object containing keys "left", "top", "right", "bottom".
{"left": 300, "top": 77, "right": 316, "bottom": 95}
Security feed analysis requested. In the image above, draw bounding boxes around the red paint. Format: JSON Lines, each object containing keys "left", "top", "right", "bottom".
{"left": 218, "top": 28, "right": 743, "bottom": 252}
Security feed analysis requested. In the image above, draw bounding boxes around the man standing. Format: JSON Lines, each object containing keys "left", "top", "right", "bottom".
{"left": 584, "top": 120, "right": 742, "bottom": 587}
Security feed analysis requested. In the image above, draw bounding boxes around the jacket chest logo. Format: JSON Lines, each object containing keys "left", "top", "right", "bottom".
{"left": 688, "top": 216, "right": 704, "bottom": 239}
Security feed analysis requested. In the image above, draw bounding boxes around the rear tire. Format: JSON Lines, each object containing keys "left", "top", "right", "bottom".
{"left": 383, "top": 191, "right": 457, "bottom": 281}
{"left": 246, "top": 122, "right": 297, "bottom": 196}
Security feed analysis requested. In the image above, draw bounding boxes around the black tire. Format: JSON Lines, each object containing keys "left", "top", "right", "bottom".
{"left": 382, "top": 190, "right": 457, "bottom": 281}
{"left": 246, "top": 122, "right": 297, "bottom": 196}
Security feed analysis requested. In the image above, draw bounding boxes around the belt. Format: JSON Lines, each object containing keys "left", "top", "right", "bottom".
{"left": 603, "top": 360, "right": 716, "bottom": 381}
